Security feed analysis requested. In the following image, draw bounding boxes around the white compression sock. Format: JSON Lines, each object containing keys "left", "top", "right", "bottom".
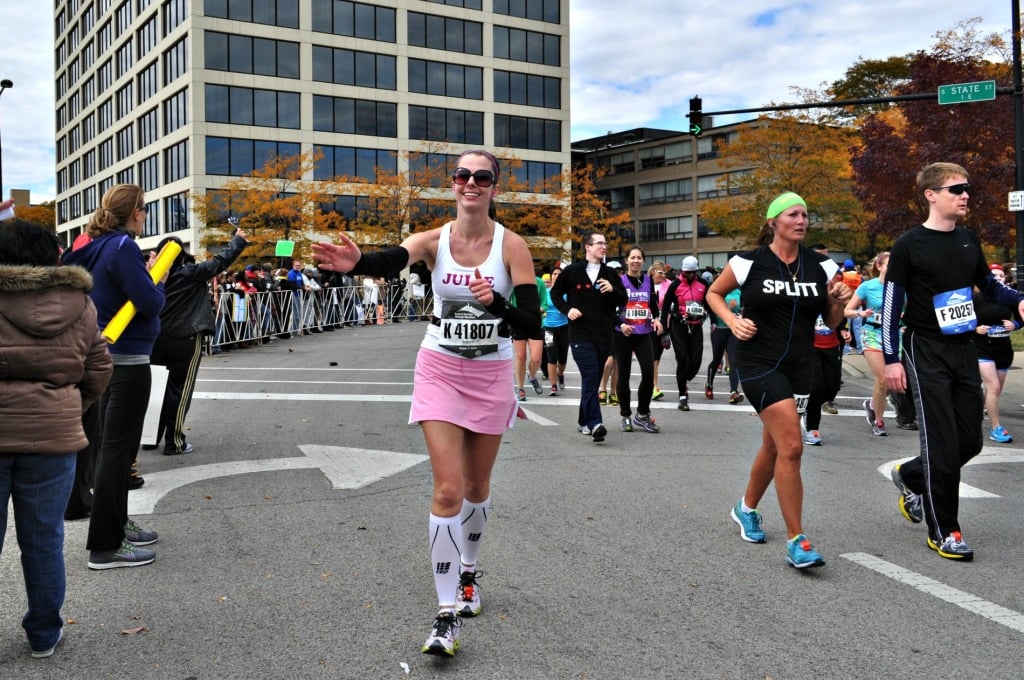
{"left": 428, "top": 513, "right": 462, "bottom": 609}
{"left": 459, "top": 497, "right": 490, "bottom": 571}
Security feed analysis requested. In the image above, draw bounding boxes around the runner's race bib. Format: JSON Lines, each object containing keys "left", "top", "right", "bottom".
{"left": 438, "top": 300, "right": 501, "bottom": 358}
{"left": 623, "top": 300, "right": 651, "bottom": 325}
{"left": 988, "top": 324, "right": 1011, "bottom": 338}
{"left": 684, "top": 301, "right": 706, "bottom": 322}
{"left": 932, "top": 287, "right": 976, "bottom": 335}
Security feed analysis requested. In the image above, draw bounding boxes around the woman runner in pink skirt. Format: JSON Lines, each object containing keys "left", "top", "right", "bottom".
{"left": 312, "top": 149, "right": 541, "bottom": 657}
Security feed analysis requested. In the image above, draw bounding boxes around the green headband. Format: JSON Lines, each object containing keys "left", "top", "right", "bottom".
{"left": 765, "top": 192, "right": 806, "bottom": 220}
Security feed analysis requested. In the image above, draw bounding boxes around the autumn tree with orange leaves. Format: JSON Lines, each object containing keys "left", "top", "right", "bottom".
{"left": 192, "top": 148, "right": 351, "bottom": 267}
{"left": 699, "top": 115, "right": 868, "bottom": 256}
{"left": 14, "top": 202, "right": 56, "bottom": 232}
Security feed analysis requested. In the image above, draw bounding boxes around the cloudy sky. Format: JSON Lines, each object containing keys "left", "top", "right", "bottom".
{"left": 0, "top": 2, "right": 1013, "bottom": 203}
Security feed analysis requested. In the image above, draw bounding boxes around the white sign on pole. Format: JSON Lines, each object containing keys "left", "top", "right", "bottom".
{"left": 1009, "top": 191, "right": 1024, "bottom": 212}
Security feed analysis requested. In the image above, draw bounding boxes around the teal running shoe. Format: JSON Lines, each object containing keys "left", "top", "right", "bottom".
{"left": 786, "top": 534, "right": 826, "bottom": 569}
{"left": 730, "top": 501, "right": 766, "bottom": 543}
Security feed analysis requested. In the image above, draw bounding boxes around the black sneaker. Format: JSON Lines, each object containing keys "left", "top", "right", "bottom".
{"left": 163, "top": 443, "right": 194, "bottom": 456}
{"left": 127, "top": 474, "right": 144, "bottom": 490}
{"left": 88, "top": 540, "right": 156, "bottom": 570}
{"left": 557, "top": 374, "right": 565, "bottom": 390}
{"left": 591, "top": 423, "right": 607, "bottom": 443}
{"left": 678, "top": 397, "right": 689, "bottom": 411}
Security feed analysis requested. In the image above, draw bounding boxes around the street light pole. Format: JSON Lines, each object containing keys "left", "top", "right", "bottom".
{"left": 1012, "top": 1, "right": 1024, "bottom": 290}
{"left": 0, "top": 79, "right": 12, "bottom": 200}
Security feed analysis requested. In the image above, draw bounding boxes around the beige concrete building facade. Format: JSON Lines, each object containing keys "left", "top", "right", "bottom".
{"left": 572, "top": 123, "right": 755, "bottom": 272}
{"left": 53, "top": 0, "right": 571, "bottom": 253}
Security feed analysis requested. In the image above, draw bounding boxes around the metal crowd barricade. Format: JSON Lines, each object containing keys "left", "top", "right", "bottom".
{"left": 209, "top": 284, "right": 435, "bottom": 352}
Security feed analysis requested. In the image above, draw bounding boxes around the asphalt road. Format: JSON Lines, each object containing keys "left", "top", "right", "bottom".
{"left": 3, "top": 322, "right": 1024, "bottom": 679}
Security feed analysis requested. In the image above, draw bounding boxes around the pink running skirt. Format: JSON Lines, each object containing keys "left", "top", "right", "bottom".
{"left": 409, "top": 348, "right": 517, "bottom": 435}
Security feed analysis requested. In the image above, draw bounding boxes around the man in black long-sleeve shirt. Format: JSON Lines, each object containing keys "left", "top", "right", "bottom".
{"left": 883, "top": 162, "right": 1024, "bottom": 561}
{"left": 549, "top": 232, "right": 627, "bottom": 442}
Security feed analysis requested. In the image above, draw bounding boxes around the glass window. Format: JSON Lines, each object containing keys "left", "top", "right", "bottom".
{"left": 205, "top": 31, "right": 227, "bottom": 69}
{"left": 278, "top": 41, "right": 299, "bottom": 78}
{"left": 278, "top": 91, "right": 299, "bottom": 129}
{"left": 229, "top": 34, "right": 253, "bottom": 73}
{"left": 230, "top": 138, "right": 254, "bottom": 175}
{"left": 207, "top": 140, "right": 234, "bottom": 177}
{"left": 253, "top": 38, "right": 276, "bottom": 76}
{"left": 206, "top": 84, "right": 229, "bottom": 123}
{"left": 230, "top": 87, "right": 253, "bottom": 125}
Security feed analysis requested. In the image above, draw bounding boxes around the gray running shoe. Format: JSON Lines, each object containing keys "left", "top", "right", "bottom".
{"left": 890, "top": 464, "right": 923, "bottom": 523}
{"left": 88, "top": 540, "right": 156, "bottom": 570}
{"left": 633, "top": 414, "right": 660, "bottom": 433}
{"left": 863, "top": 398, "right": 876, "bottom": 426}
{"left": 620, "top": 416, "right": 633, "bottom": 432}
{"left": 530, "top": 375, "right": 542, "bottom": 394}
{"left": 124, "top": 518, "right": 158, "bottom": 546}
{"left": 927, "top": 531, "right": 974, "bottom": 561}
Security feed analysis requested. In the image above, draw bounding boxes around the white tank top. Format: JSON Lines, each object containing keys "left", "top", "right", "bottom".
{"left": 421, "top": 222, "right": 514, "bottom": 360}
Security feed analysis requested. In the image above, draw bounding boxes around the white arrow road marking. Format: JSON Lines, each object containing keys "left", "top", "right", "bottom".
{"left": 128, "top": 446, "right": 427, "bottom": 516}
{"left": 879, "top": 447, "right": 1024, "bottom": 500}
{"left": 842, "top": 552, "right": 1024, "bottom": 633}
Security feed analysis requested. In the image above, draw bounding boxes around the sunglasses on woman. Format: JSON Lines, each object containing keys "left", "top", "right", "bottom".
{"left": 452, "top": 168, "right": 495, "bottom": 188}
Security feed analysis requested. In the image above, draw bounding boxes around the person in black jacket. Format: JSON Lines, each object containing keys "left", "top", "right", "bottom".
{"left": 148, "top": 228, "right": 250, "bottom": 455}
{"left": 549, "top": 232, "right": 627, "bottom": 443}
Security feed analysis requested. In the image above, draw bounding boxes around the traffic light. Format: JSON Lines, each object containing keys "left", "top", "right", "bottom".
{"left": 688, "top": 96, "right": 703, "bottom": 137}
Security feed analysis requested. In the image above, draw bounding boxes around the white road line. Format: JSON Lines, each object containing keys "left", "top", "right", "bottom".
{"left": 198, "top": 379, "right": 417, "bottom": 386}
{"left": 841, "top": 552, "right": 1024, "bottom": 634}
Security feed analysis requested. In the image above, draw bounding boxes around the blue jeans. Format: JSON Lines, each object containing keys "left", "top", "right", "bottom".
{"left": 0, "top": 453, "right": 76, "bottom": 652}
{"left": 570, "top": 341, "right": 610, "bottom": 429}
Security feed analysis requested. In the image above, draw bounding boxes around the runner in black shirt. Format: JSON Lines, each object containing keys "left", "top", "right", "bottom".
{"left": 883, "top": 162, "right": 1024, "bottom": 561}
{"left": 707, "top": 192, "right": 850, "bottom": 569}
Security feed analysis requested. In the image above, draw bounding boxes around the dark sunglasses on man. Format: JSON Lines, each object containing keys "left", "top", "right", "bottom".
{"left": 452, "top": 168, "right": 495, "bottom": 188}
{"left": 931, "top": 183, "right": 969, "bottom": 195}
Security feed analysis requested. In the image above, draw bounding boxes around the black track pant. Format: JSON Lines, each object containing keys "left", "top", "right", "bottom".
{"left": 669, "top": 322, "right": 703, "bottom": 395}
{"left": 151, "top": 334, "right": 204, "bottom": 453}
{"left": 898, "top": 331, "right": 983, "bottom": 541}
{"left": 805, "top": 344, "right": 842, "bottom": 431}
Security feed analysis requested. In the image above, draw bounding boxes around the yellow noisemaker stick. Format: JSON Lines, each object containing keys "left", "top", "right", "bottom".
{"left": 101, "top": 240, "right": 182, "bottom": 343}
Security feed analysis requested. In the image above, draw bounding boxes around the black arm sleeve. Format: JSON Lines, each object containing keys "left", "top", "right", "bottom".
{"left": 348, "top": 246, "right": 410, "bottom": 278}
{"left": 487, "top": 284, "right": 542, "bottom": 336}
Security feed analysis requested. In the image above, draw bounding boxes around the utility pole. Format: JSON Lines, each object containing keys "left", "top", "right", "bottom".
{"left": 1012, "top": 0, "right": 1024, "bottom": 290}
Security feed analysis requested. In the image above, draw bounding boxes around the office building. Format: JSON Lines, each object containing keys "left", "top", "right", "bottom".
{"left": 53, "top": 0, "right": 570, "bottom": 253}
{"left": 572, "top": 124, "right": 755, "bottom": 271}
